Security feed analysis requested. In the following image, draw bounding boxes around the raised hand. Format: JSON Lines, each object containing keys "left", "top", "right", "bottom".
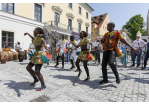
{"left": 24, "top": 33, "right": 29, "bottom": 36}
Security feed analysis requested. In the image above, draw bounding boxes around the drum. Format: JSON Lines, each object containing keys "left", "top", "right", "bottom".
{"left": 15, "top": 48, "right": 19, "bottom": 52}
{"left": 7, "top": 53, "right": 13, "bottom": 61}
{"left": 0, "top": 52, "right": 8, "bottom": 64}
{"left": 18, "top": 51, "right": 25, "bottom": 62}
{"left": 13, "top": 52, "right": 18, "bottom": 60}
{"left": 24, "top": 50, "right": 27, "bottom": 60}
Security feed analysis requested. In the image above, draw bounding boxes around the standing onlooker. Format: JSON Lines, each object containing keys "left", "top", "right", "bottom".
{"left": 95, "top": 37, "right": 101, "bottom": 65}
{"left": 131, "top": 35, "right": 147, "bottom": 68}
{"left": 121, "top": 43, "right": 129, "bottom": 67}
{"left": 2, "top": 41, "right": 9, "bottom": 48}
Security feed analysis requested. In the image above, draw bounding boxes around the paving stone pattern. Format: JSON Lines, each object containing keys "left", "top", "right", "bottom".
{"left": 0, "top": 55, "right": 149, "bottom": 102}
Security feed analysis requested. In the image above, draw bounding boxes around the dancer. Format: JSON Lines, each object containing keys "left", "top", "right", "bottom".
{"left": 71, "top": 31, "right": 95, "bottom": 81}
{"left": 99, "top": 22, "right": 138, "bottom": 84}
{"left": 55, "top": 35, "right": 69, "bottom": 68}
{"left": 69, "top": 36, "right": 78, "bottom": 69}
{"left": 24, "top": 27, "right": 50, "bottom": 91}
{"left": 142, "top": 37, "right": 149, "bottom": 70}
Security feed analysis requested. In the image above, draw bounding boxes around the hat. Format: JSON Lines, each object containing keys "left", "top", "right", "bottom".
{"left": 137, "top": 35, "right": 141, "bottom": 37}
{"left": 17, "top": 41, "right": 21, "bottom": 44}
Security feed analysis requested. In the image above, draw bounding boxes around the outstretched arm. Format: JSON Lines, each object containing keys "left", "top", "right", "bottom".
{"left": 24, "top": 33, "right": 34, "bottom": 40}
{"left": 72, "top": 42, "right": 79, "bottom": 48}
{"left": 42, "top": 39, "right": 50, "bottom": 51}
{"left": 121, "top": 39, "right": 139, "bottom": 54}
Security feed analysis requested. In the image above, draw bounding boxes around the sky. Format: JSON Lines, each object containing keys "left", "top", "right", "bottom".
{"left": 88, "top": 3, "right": 149, "bottom": 31}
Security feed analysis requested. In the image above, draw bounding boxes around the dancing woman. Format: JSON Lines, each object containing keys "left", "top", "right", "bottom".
{"left": 24, "top": 27, "right": 50, "bottom": 91}
{"left": 71, "top": 31, "right": 95, "bottom": 81}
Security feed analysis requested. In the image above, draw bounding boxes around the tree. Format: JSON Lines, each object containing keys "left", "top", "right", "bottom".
{"left": 122, "top": 14, "right": 144, "bottom": 40}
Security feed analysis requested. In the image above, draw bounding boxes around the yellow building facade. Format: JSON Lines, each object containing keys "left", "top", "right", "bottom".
{"left": 0, "top": 3, "right": 94, "bottom": 50}
{"left": 91, "top": 13, "right": 110, "bottom": 41}
{"left": 16, "top": 3, "right": 93, "bottom": 36}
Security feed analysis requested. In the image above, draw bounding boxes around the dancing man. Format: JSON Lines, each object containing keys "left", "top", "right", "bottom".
{"left": 69, "top": 36, "right": 78, "bottom": 69}
{"left": 99, "top": 22, "right": 138, "bottom": 84}
{"left": 71, "top": 31, "right": 95, "bottom": 81}
{"left": 24, "top": 27, "right": 50, "bottom": 91}
{"left": 55, "top": 34, "right": 69, "bottom": 69}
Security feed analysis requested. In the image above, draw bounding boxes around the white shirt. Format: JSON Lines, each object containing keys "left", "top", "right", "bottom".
{"left": 57, "top": 39, "right": 69, "bottom": 54}
{"left": 29, "top": 43, "right": 35, "bottom": 49}
{"left": 133, "top": 39, "right": 147, "bottom": 49}
{"left": 69, "top": 40, "right": 78, "bottom": 53}
{"left": 15, "top": 44, "right": 22, "bottom": 51}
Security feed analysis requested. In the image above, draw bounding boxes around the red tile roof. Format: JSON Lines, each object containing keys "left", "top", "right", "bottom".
{"left": 91, "top": 13, "right": 108, "bottom": 29}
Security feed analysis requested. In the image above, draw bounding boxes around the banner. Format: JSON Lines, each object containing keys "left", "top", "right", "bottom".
{"left": 71, "top": 32, "right": 81, "bottom": 41}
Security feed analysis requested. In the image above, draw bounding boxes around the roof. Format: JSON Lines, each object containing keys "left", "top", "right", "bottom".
{"left": 85, "top": 3, "right": 94, "bottom": 11}
{"left": 91, "top": 13, "right": 108, "bottom": 29}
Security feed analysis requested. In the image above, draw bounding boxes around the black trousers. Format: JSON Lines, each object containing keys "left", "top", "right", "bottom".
{"left": 144, "top": 50, "right": 149, "bottom": 68}
{"left": 102, "top": 49, "right": 119, "bottom": 81}
{"left": 95, "top": 50, "right": 100, "bottom": 63}
{"left": 56, "top": 54, "right": 64, "bottom": 67}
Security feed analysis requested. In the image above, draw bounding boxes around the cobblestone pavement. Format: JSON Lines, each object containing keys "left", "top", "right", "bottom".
{"left": 0, "top": 57, "right": 149, "bottom": 102}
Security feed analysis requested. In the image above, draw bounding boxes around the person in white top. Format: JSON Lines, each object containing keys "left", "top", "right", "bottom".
{"left": 15, "top": 41, "right": 22, "bottom": 52}
{"left": 55, "top": 34, "right": 69, "bottom": 68}
{"left": 43, "top": 44, "right": 50, "bottom": 66}
{"left": 69, "top": 36, "right": 78, "bottom": 69}
{"left": 28, "top": 40, "right": 35, "bottom": 55}
{"left": 131, "top": 35, "right": 147, "bottom": 68}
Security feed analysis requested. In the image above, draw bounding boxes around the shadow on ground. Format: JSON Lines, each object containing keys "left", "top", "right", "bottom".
{"left": 4, "top": 80, "right": 35, "bottom": 97}
{"left": 52, "top": 75, "right": 117, "bottom": 90}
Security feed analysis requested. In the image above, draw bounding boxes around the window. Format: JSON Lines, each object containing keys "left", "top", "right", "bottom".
{"left": 2, "top": 31, "right": 14, "bottom": 48}
{"left": 34, "top": 3, "right": 42, "bottom": 22}
{"left": 86, "top": 12, "right": 88, "bottom": 19}
{"left": 54, "top": 12, "right": 60, "bottom": 26}
{"left": 86, "top": 27, "right": 88, "bottom": 33}
{"left": 78, "top": 23, "right": 81, "bottom": 33}
{"left": 91, "top": 32, "right": 93, "bottom": 35}
{"left": 79, "top": 7, "right": 81, "bottom": 15}
{"left": 94, "top": 17, "right": 97, "bottom": 20}
{"left": 68, "top": 19, "right": 72, "bottom": 30}
{"left": 103, "top": 26, "right": 104, "bottom": 29}
{"left": 2, "top": 3, "right": 14, "bottom": 13}
{"left": 95, "top": 31, "right": 98, "bottom": 35}
{"left": 69, "top": 3, "right": 72, "bottom": 9}
{"left": 91, "top": 24, "right": 93, "bottom": 28}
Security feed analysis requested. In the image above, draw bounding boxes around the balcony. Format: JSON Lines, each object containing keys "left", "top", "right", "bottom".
{"left": 44, "top": 21, "right": 91, "bottom": 39}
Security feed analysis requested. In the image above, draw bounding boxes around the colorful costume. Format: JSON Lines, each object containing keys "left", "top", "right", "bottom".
{"left": 30, "top": 34, "right": 50, "bottom": 64}
{"left": 101, "top": 30, "right": 124, "bottom": 57}
{"left": 77, "top": 37, "right": 94, "bottom": 61}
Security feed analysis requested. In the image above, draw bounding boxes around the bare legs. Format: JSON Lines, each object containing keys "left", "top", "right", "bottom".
{"left": 76, "top": 58, "right": 90, "bottom": 81}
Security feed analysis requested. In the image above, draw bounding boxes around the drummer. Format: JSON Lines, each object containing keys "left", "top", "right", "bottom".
{"left": 2, "top": 45, "right": 13, "bottom": 53}
{"left": 15, "top": 41, "right": 22, "bottom": 52}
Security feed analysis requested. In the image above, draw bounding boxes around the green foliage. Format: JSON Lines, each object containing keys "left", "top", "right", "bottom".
{"left": 122, "top": 14, "right": 144, "bottom": 40}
